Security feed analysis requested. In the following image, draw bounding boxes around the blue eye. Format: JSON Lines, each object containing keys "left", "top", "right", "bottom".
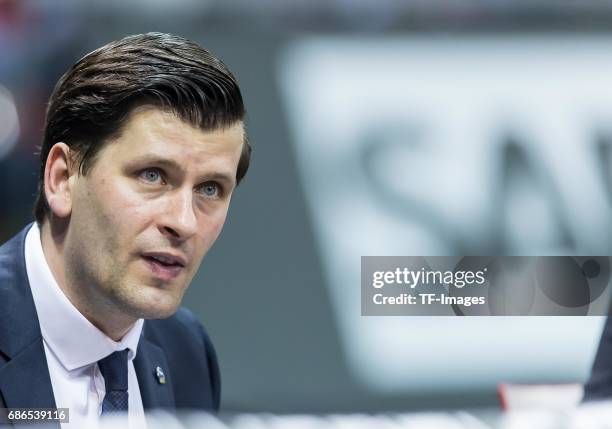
{"left": 199, "top": 182, "right": 220, "bottom": 198}
{"left": 139, "top": 169, "right": 162, "bottom": 183}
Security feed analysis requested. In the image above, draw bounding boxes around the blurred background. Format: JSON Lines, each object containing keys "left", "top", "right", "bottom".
{"left": 1, "top": 0, "right": 612, "bottom": 415}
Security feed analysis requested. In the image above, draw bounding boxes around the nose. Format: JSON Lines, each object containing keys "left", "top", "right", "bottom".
{"left": 159, "top": 188, "right": 198, "bottom": 240}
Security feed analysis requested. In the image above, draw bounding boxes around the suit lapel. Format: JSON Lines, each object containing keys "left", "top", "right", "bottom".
{"left": 134, "top": 333, "right": 175, "bottom": 411}
{"left": 0, "top": 339, "right": 57, "bottom": 408}
{"left": 0, "top": 225, "right": 58, "bottom": 427}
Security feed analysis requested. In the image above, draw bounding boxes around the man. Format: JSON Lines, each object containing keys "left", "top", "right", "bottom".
{"left": 0, "top": 32, "right": 250, "bottom": 427}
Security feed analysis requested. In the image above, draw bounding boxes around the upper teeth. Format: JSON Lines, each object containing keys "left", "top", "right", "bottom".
{"left": 153, "top": 255, "right": 176, "bottom": 264}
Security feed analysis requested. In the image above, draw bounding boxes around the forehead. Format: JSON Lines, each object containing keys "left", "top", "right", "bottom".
{"left": 99, "top": 106, "right": 244, "bottom": 176}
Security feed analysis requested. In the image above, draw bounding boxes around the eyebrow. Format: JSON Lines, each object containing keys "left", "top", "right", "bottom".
{"left": 129, "top": 155, "right": 236, "bottom": 187}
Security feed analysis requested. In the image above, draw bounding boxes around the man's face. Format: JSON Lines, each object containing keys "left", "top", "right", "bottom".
{"left": 64, "top": 106, "right": 244, "bottom": 320}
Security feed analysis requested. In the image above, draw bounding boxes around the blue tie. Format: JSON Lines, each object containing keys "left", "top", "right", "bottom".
{"left": 98, "top": 349, "right": 129, "bottom": 414}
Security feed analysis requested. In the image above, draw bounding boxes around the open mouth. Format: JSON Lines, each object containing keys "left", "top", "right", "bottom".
{"left": 142, "top": 253, "right": 186, "bottom": 280}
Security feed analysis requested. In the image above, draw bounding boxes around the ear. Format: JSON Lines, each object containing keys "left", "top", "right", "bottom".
{"left": 44, "top": 143, "right": 75, "bottom": 219}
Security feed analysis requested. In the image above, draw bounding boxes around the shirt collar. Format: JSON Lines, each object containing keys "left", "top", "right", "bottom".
{"left": 25, "top": 222, "right": 144, "bottom": 371}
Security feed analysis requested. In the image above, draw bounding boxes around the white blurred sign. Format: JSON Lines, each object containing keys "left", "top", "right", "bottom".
{"left": 279, "top": 36, "right": 610, "bottom": 393}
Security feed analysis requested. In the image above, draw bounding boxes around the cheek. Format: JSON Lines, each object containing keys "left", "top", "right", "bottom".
{"left": 197, "top": 210, "right": 229, "bottom": 251}
{"left": 96, "top": 179, "right": 151, "bottom": 226}
{"left": 75, "top": 179, "right": 148, "bottom": 250}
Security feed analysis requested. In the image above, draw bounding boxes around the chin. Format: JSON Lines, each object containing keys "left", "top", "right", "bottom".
{"left": 137, "top": 304, "right": 179, "bottom": 320}
{"left": 116, "top": 291, "right": 182, "bottom": 320}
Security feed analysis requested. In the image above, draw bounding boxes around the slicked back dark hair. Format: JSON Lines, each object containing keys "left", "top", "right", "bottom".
{"left": 35, "top": 32, "right": 250, "bottom": 224}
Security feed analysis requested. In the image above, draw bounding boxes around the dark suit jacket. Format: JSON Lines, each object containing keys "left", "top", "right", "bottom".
{"left": 0, "top": 225, "right": 220, "bottom": 426}
{"left": 584, "top": 316, "right": 612, "bottom": 401}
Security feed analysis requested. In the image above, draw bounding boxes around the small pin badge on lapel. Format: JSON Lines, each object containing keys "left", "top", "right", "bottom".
{"left": 155, "top": 366, "right": 166, "bottom": 385}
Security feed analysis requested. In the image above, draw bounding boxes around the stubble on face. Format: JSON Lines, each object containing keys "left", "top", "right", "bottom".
{"left": 54, "top": 107, "right": 244, "bottom": 336}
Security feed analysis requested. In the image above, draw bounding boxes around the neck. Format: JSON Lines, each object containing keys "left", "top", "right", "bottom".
{"left": 39, "top": 219, "right": 136, "bottom": 341}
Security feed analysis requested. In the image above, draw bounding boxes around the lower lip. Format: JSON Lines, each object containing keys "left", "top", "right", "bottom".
{"left": 143, "top": 257, "right": 184, "bottom": 281}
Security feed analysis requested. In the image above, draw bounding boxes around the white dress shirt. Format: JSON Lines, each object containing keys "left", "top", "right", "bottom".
{"left": 25, "top": 223, "right": 146, "bottom": 429}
